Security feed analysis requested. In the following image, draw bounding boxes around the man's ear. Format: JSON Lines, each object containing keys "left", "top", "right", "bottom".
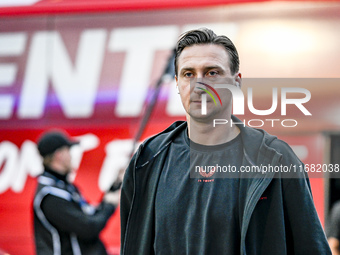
{"left": 175, "top": 75, "right": 179, "bottom": 93}
{"left": 235, "top": 72, "right": 242, "bottom": 88}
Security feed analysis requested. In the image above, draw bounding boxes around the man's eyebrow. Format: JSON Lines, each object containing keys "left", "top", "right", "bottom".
{"left": 179, "top": 66, "right": 225, "bottom": 72}
{"left": 179, "top": 67, "right": 195, "bottom": 72}
{"left": 204, "top": 66, "right": 225, "bottom": 71}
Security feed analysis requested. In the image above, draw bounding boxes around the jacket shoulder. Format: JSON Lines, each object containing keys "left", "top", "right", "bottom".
{"left": 245, "top": 125, "right": 300, "bottom": 162}
{"left": 267, "top": 135, "right": 302, "bottom": 164}
{"left": 35, "top": 184, "right": 72, "bottom": 202}
{"left": 136, "top": 121, "right": 186, "bottom": 161}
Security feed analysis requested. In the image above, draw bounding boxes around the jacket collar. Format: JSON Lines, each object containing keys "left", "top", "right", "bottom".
{"left": 136, "top": 116, "right": 281, "bottom": 170}
{"left": 43, "top": 166, "right": 69, "bottom": 183}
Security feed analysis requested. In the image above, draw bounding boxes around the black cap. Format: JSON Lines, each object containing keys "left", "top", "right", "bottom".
{"left": 37, "top": 131, "right": 79, "bottom": 157}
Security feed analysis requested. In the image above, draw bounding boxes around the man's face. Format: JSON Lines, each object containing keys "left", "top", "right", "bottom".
{"left": 55, "top": 146, "right": 73, "bottom": 175}
{"left": 175, "top": 44, "right": 240, "bottom": 122}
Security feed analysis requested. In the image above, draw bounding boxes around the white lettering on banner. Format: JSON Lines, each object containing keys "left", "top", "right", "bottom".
{"left": 0, "top": 33, "right": 27, "bottom": 118}
{"left": 18, "top": 29, "right": 107, "bottom": 118}
{"left": 12, "top": 140, "right": 44, "bottom": 192}
{"left": 99, "top": 139, "right": 139, "bottom": 192}
{"left": 0, "top": 141, "right": 20, "bottom": 193}
{"left": 108, "top": 26, "right": 178, "bottom": 117}
{"left": 71, "top": 134, "right": 100, "bottom": 169}
{"left": 0, "top": 23, "right": 240, "bottom": 119}
{"left": 0, "top": 134, "right": 100, "bottom": 194}
{"left": 68, "top": 134, "right": 100, "bottom": 182}
{"left": 166, "top": 79, "right": 186, "bottom": 116}
{"left": 0, "top": 140, "right": 43, "bottom": 193}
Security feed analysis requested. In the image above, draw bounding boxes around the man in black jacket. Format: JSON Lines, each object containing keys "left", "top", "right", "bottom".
{"left": 120, "top": 28, "right": 331, "bottom": 254}
{"left": 33, "top": 130, "right": 120, "bottom": 255}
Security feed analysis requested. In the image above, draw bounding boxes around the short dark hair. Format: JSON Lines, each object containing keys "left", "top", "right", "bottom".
{"left": 174, "top": 28, "right": 240, "bottom": 76}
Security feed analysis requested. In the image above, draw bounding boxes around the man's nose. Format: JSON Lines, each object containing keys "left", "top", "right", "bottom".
{"left": 193, "top": 81, "right": 206, "bottom": 95}
{"left": 193, "top": 87, "right": 205, "bottom": 95}
{"left": 196, "top": 72, "right": 204, "bottom": 79}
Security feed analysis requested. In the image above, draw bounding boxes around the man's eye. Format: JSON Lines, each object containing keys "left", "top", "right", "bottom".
{"left": 184, "top": 73, "right": 193, "bottom": 77}
{"left": 207, "top": 71, "right": 218, "bottom": 76}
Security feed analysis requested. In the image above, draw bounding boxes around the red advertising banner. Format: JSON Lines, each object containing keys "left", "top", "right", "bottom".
{"left": 1, "top": 2, "right": 340, "bottom": 254}
{"left": 0, "top": 0, "right": 266, "bottom": 16}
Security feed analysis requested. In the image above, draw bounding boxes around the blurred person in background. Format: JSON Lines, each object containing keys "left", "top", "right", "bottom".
{"left": 33, "top": 130, "right": 121, "bottom": 255}
{"left": 327, "top": 201, "right": 340, "bottom": 255}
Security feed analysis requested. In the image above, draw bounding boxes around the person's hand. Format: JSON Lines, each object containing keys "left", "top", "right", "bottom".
{"left": 104, "top": 167, "right": 126, "bottom": 206}
{"left": 328, "top": 237, "right": 340, "bottom": 255}
{"left": 103, "top": 190, "right": 120, "bottom": 206}
{"left": 109, "top": 167, "right": 125, "bottom": 192}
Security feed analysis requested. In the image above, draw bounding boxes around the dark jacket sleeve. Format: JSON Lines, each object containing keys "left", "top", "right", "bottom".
{"left": 327, "top": 201, "right": 340, "bottom": 240}
{"left": 275, "top": 140, "right": 331, "bottom": 254}
{"left": 120, "top": 149, "right": 138, "bottom": 253}
{"left": 282, "top": 176, "right": 331, "bottom": 254}
{"left": 41, "top": 195, "right": 115, "bottom": 241}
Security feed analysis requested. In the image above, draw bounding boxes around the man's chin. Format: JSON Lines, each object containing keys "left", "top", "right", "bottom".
{"left": 188, "top": 112, "right": 216, "bottom": 123}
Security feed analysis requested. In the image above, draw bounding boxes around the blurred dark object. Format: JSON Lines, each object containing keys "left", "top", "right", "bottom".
{"left": 109, "top": 181, "right": 122, "bottom": 192}
{"left": 329, "top": 135, "right": 340, "bottom": 212}
{"left": 130, "top": 49, "right": 176, "bottom": 157}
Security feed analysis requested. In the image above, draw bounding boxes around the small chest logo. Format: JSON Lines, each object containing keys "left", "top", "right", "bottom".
{"left": 198, "top": 166, "right": 216, "bottom": 178}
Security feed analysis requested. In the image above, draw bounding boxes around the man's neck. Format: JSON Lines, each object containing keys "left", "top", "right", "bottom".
{"left": 187, "top": 116, "right": 240, "bottom": 146}
{"left": 44, "top": 165, "right": 68, "bottom": 182}
{"left": 48, "top": 161, "right": 69, "bottom": 176}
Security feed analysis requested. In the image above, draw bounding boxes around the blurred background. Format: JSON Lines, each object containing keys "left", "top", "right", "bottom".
{"left": 1, "top": 0, "right": 340, "bottom": 254}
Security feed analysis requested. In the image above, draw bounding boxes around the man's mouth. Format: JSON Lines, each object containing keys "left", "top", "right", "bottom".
{"left": 191, "top": 99, "right": 213, "bottom": 103}
{"left": 192, "top": 100, "right": 202, "bottom": 103}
